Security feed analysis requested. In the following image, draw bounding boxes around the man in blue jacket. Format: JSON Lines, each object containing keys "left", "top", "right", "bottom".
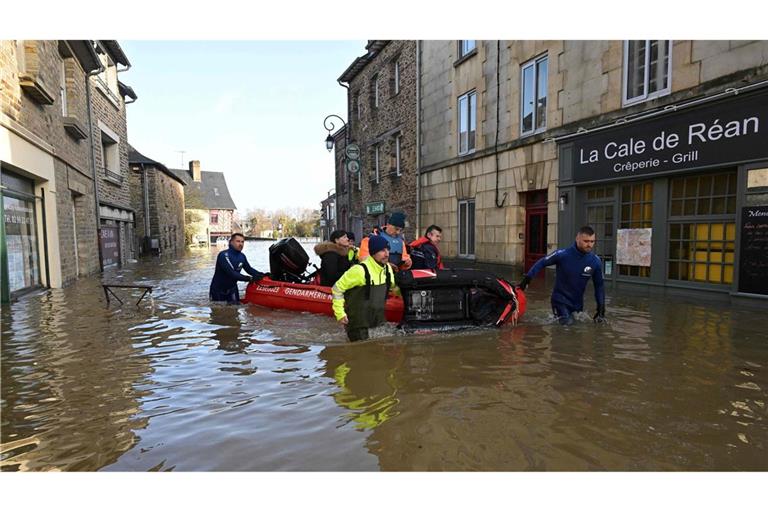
{"left": 518, "top": 226, "right": 606, "bottom": 325}
{"left": 209, "top": 233, "right": 266, "bottom": 304}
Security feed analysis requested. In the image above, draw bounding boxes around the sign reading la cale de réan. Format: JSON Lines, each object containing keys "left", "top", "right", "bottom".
{"left": 570, "top": 89, "right": 768, "bottom": 183}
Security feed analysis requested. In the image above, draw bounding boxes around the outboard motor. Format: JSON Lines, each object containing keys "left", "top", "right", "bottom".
{"left": 269, "top": 237, "right": 310, "bottom": 283}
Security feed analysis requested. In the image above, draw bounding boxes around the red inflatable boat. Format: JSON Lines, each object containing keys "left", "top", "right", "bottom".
{"left": 242, "top": 277, "right": 405, "bottom": 323}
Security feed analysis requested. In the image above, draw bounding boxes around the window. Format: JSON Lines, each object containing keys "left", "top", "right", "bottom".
{"left": 213, "top": 187, "right": 220, "bottom": 196}
{"left": 459, "top": 40, "right": 476, "bottom": 58}
{"left": 395, "top": 135, "right": 402, "bottom": 176}
{"left": 371, "top": 74, "right": 380, "bottom": 109}
{"left": 393, "top": 60, "right": 400, "bottom": 95}
{"left": 623, "top": 40, "right": 672, "bottom": 105}
{"left": 210, "top": 212, "right": 219, "bottom": 224}
{"left": 356, "top": 93, "right": 363, "bottom": 121}
{"left": 97, "top": 49, "right": 119, "bottom": 98}
{"left": 458, "top": 90, "right": 477, "bottom": 155}
{"left": 60, "top": 59, "right": 68, "bottom": 116}
{"left": 521, "top": 54, "right": 548, "bottom": 135}
{"left": 667, "top": 171, "right": 737, "bottom": 285}
{"left": 458, "top": 199, "right": 476, "bottom": 257}
{"left": 373, "top": 146, "right": 380, "bottom": 184}
{"left": 618, "top": 181, "right": 653, "bottom": 277}
{"left": 100, "top": 131, "right": 120, "bottom": 182}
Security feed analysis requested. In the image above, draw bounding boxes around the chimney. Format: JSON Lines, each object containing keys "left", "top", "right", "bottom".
{"left": 189, "top": 160, "right": 201, "bottom": 182}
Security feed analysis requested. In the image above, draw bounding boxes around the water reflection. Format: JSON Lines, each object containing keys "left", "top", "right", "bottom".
{"left": 1, "top": 241, "right": 767, "bottom": 471}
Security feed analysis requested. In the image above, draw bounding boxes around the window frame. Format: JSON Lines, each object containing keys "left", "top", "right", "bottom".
{"left": 394, "top": 60, "right": 400, "bottom": 95}
{"left": 210, "top": 211, "right": 219, "bottom": 225}
{"left": 622, "top": 40, "right": 673, "bottom": 106}
{"left": 458, "top": 199, "right": 476, "bottom": 258}
{"left": 395, "top": 134, "right": 402, "bottom": 176}
{"left": 373, "top": 74, "right": 380, "bottom": 109}
{"left": 459, "top": 40, "right": 476, "bottom": 58}
{"left": 374, "top": 145, "right": 380, "bottom": 184}
{"left": 60, "top": 59, "right": 68, "bottom": 116}
{"left": 457, "top": 90, "right": 477, "bottom": 156}
{"left": 520, "top": 53, "right": 549, "bottom": 137}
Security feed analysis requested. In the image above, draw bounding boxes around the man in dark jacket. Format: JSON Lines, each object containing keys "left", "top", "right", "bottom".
{"left": 410, "top": 225, "right": 444, "bottom": 270}
{"left": 209, "top": 233, "right": 266, "bottom": 304}
{"left": 519, "top": 226, "right": 606, "bottom": 325}
{"left": 314, "top": 230, "right": 357, "bottom": 286}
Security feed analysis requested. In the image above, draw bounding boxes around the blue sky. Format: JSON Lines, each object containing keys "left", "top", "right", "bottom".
{"left": 120, "top": 41, "right": 365, "bottom": 212}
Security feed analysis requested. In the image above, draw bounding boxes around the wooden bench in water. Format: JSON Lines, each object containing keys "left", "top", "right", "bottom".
{"left": 102, "top": 284, "right": 153, "bottom": 306}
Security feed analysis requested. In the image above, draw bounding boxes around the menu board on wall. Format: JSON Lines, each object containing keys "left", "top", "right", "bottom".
{"left": 99, "top": 227, "right": 121, "bottom": 267}
{"left": 616, "top": 228, "right": 652, "bottom": 267}
{"left": 738, "top": 205, "right": 768, "bottom": 295}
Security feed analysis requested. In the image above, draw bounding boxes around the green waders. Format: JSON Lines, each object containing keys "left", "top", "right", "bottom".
{"left": 344, "top": 263, "right": 391, "bottom": 342}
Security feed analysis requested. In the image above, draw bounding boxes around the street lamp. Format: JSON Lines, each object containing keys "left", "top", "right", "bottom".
{"left": 323, "top": 114, "right": 351, "bottom": 235}
{"left": 323, "top": 114, "right": 348, "bottom": 151}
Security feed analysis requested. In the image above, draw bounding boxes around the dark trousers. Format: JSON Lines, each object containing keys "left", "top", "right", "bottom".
{"left": 210, "top": 286, "right": 240, "bottom": 305}
{"left": 346, "top": 326, "right": 369, "bottom": 342}
{"left": 552, "top": 301, "right": 579, "bottom": 325}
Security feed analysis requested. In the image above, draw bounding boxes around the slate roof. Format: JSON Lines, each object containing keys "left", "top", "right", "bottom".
{"left": 127, "top": 145, "right": 185, "bottom": 185}
{"left": 167, "top": 167, "right": 237, "bottom": 210}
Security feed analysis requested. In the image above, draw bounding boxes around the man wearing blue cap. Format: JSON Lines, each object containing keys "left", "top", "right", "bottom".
{"left": 332, "top": 235, "right": 400, "bottom": 341}
{"left": 359, "top": 211, "right": 412, "bottom": 270}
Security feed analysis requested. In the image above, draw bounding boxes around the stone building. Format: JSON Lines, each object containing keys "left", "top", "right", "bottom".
{"left": 337, "top": 40, "right": 418, "bottom": 241}
{"left": 127, "top": 145, "right": 186, "bottom": 257}
{"left": 89, "top": 41, "right": 137, "bottom": 268}
{"left": 169, "top": 160, "right": 237, "bottom": 245}
{"left": 2, "top": 40, "right": 103, "bottom": 300}
{"left": 418, "top": 40, "right": 768, "bottom": 298}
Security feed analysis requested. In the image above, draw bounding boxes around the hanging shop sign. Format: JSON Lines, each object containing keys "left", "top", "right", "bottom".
{"left": 738, "top": 205, "right": 768, "bottom": 295}
{"left": 570, "top": 89, "right": 768, "bottom": 183}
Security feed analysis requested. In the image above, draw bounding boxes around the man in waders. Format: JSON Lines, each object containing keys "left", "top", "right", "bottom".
{"left": 518, "top": 225, "right": 606, "bottom": 325}
{"left": 332, "top": 235, "right": 400, "bottom": 342}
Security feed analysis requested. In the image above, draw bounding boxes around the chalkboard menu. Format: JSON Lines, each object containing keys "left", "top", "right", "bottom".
{"left": 738, "top": 205, "right": 768, "bottom": 295}
{"left": 99, "top": 226, "right": 120, "bottom": 267}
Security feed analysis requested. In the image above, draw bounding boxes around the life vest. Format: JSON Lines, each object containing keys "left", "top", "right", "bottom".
{"left": 409, "top": 236, "right": 444, "bottom": 270}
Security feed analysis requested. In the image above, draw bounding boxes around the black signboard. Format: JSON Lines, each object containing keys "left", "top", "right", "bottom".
{"left": 99, "top": 226, "right": 120, "bottom": 267}
{"left": 570, "top": 89, "right": 768, "bottom": 183}
{"left": 738, "top": 205, "right": 768, "bottom": 295}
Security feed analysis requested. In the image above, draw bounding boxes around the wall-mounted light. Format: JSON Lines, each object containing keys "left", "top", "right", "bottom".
{"left": 559, "top": 192, "right": 569, "bottom": 211}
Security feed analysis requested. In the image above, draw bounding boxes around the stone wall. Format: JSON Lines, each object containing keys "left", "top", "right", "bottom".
{"left": 1, "top": 40, "right": 99, "bottom": 284}
{"left": 346, "top": 41, "right": 418, "bottom": 240}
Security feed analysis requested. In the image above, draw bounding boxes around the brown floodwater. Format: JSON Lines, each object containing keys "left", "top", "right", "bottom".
{"left": 1, "top": 240, "right": 766, "bottom": 471}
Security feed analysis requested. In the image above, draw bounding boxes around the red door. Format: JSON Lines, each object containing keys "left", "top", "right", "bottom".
{"left": 524, "top": 190, "right": 548, "bottom": 273}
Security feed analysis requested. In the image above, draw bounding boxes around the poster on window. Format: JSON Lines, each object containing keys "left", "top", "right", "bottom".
{"left": 616, "top": 228, "right": 652, "bottom": 267}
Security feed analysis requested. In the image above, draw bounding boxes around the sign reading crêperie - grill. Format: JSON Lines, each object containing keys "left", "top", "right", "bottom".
{"left": 570, "top": 89, "right": 768, "bottom": 183}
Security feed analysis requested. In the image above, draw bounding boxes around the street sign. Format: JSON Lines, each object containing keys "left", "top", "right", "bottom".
{"left": 346, "top": 159, "right": 360, "bottom": 174}
{"left": 345, "top": 143, "right": 361, "bottom": 160}
{"left": 365, "top": 201, "right": 385, "bottom": 215}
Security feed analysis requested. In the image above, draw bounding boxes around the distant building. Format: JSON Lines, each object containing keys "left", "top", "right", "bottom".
{"left": 319, "top": 191, "right": 336, "bottom": 240}
{"left": 127, "top": 145, "right": 186, "bottom": 256}
{"left": 169, "top": 160, "right": 237, "bottom": 245}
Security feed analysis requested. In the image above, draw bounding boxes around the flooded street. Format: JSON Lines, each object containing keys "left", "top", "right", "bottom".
{"left": 1, "top": 240, "right": 766, "bottom": 471}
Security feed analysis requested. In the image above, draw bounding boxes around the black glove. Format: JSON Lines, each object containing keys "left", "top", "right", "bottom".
{"left": 518, "top": 275, "right": 531, "bottom": 291}
{"left": 250, "top": 272, "right": 267, "bottom": 283}
{"left": 593, "top": 304, "right": 606, "bottom": 323}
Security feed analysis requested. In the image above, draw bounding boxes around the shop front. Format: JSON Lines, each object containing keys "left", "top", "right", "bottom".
{"left": 1, "top": 170, "right": 42, "bottom": 298}
{"left": 557, "top": 86, "right": 768, "bottom": 297}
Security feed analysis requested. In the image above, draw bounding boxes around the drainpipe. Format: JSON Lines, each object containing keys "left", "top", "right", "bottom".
{"left": 39, "top": 188, "right": 51, "bottom": 287}
{"left": 85, "top": 48, "right": 106, "bottom": 270}
{"left": 494, "top": 40, "right": 507, "bottom": 208}
{"left": 337, "top": 78, "right": 351, "bottom": 232}
{"left": 415, "top": 40, "right": 422, "bottom": 236}
{"left": 140, "top": 163, "right": 150, "bottom": 254}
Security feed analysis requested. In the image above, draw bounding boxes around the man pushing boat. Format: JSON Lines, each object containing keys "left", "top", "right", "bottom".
{"left": 332, "top": 235, "right": 401, "bottom": 341}
{"left": 210, "top": 233, "right": 267, "bottom": 304}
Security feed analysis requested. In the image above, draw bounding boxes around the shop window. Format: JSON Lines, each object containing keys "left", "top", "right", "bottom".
{"left": 458, "top": 90, "right": 477, "bottom": 155}
{"left": 586, "top": 186, "right": 617, "bottom": 276}
{"left": 2, "top": 171, "right": 41, "bottom": 294}
{"left": 521, "top": 54, "right": 548, "bottom": 136}
{"left": 623, "top": 40, "right": 672, "bottom": 106}
{"left": 458, "top": 199, "right": 476, "bottom": 257}
{"left": 667, "top": 170, "right": 737, "bottom": 285}
{"left": 619, "top": 181, "right": 653, "bottom": 277}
